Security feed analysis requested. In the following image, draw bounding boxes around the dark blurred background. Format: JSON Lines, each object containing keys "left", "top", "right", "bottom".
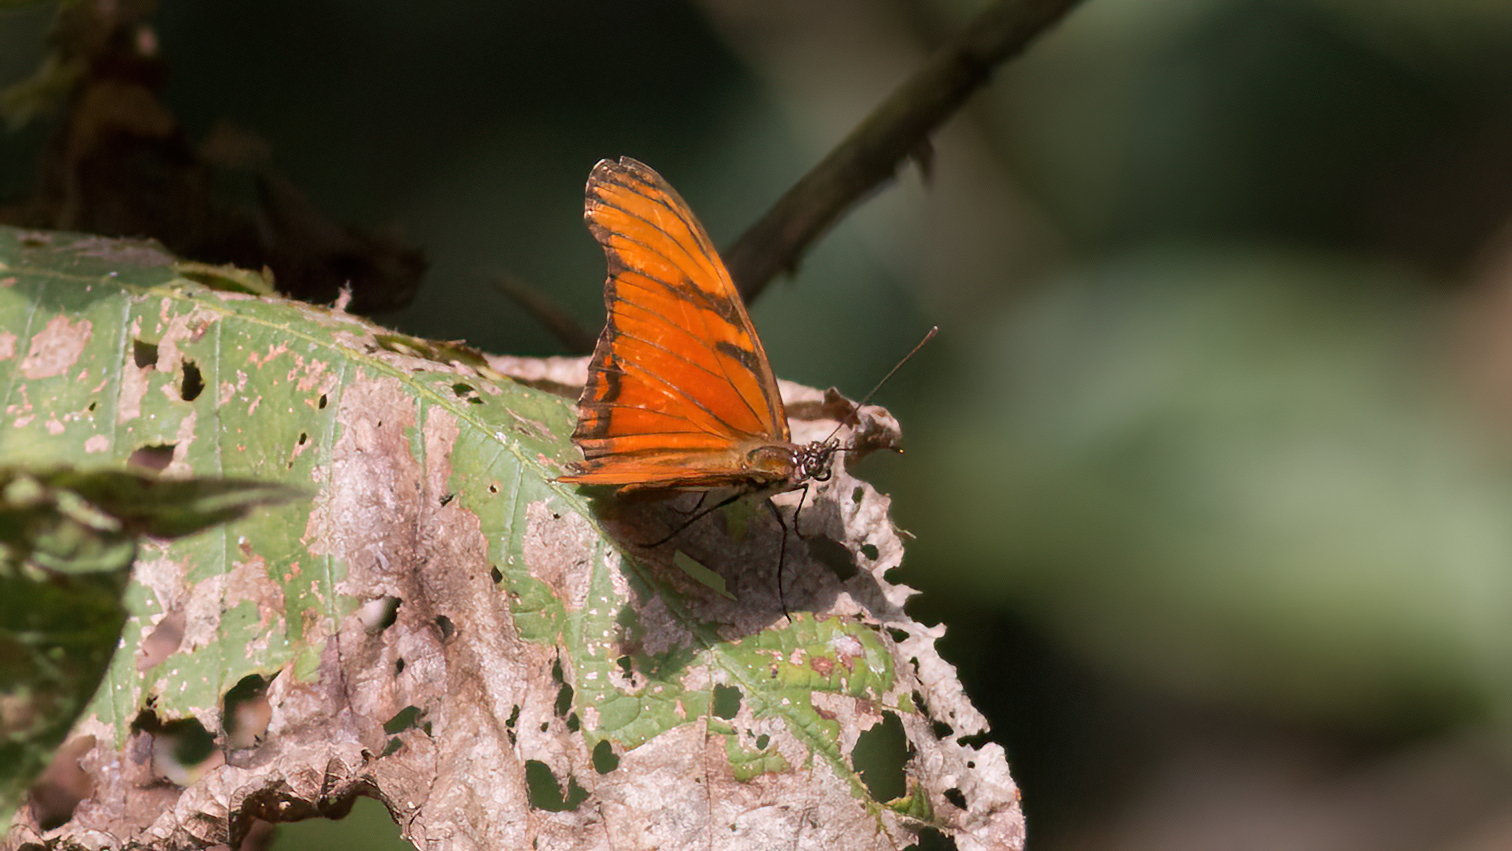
{"left": 7, "top": 1, "right": 1512, "bottom": 848}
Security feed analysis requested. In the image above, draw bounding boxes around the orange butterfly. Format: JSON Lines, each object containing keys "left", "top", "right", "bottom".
{"left": 556, "top": 157, "right": 839, "bottom": 495}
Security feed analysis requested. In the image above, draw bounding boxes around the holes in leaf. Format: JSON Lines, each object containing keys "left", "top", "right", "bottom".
{"left": 133, "top": 339, "right": 159, "bottom": 368}
{"left": 488, "top": 483, "right": 499, "bottom": 494}
{"left": 592, "top": 739, "right": 620, "bottom": 774}
{"left": 383, "top": 705, "right": 426, "bottom": 735}
{"left": 131, "top": 712, "right": 216, "bottom": 786}
{"left": 915, "top": 826, "right": 957, "bottom": 851}
{"left": 137, "top": 610, "right": 184, "bottom": 671}
{"left": 504, "top": 705, "right": 520, "bottom": 745}
{"left": 888, "top": 628, "right": 910, "bottom": 644}
{"left": 943, "top": 787, "right": 967, "bottom": 810}
{"left": 860, "top": 543, "right": 880, "bottom": 561}
{"left": 852, "top": 487, "right": 865, "bottom": 504}
{"left": 525, "top": 760, "right": 588, "bottom": 812}
{"left": 288, "top": 433, "right": 310, "bottom": 470}
{"left": 381, "top": 705, "right": 428, "bottom": 757}
{"left": 807, "top": 536, "right": 857, "bottom": 581}
{"left": 179, "top": 359, "right": 204, "bottom": 402}
{"left": 223, "top": 674, "right": 271, "bottom": 749}
{"left": 394, "top": 658, "right": 406, "bottom": 675}
{"left": 615, "top": 655, "right": 633, "bottom": 677}
{"left": 164, "top": 718, "right": 218, "bottom": 771}
{"left": 451, "top": 382, "right": 484, "bottom": 404}
{"left": 957, "top": 733, "right": 991, "bottom": 749}
{"left": 358, "top": 596, "right": 401, "bottom": 633}
{"left": 30, "top": 735, "right": 95, "bottom": 830}
{"left": 128, "top": 443, "right": 175, "bottom": 472}
{"left": 931, "top": 720, "right": 953, "bottom": 740}
{"left": 853, "top": 711, "right": 910, "bottom": 803}
{"left": 318, "top": 393, "right": 328, "bottom": 409}
{"left": 711, "top": 684, "right": 742, "bottom": 720}
{"left": 754, "top": 734, "right": 770, "bottom": 750}
{"left": 912, "top": 690, "right": 927, "bottom": 711}
{"left": 87, "top": 401, "right": 97, "bottom": 412}
{"left": 276, "top": 797, "right": 401, "bottom": 848}
{"left": 226, "top": 701, "right": 276, "bottom": 767}
{"left": 435, "top": 614, "right": 455, "bottom": 642}
{"left": 439, "top": 492, "right": 455, "bottom": 506}
{"left": 551, "top": 659, "right": 574, "bottom": 718}
{"left": 490, "top": 566, "right": 504, "bottom": 584}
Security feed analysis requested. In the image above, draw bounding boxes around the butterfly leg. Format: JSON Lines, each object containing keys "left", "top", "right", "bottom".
{"left": 639, "top": 489, "right": 745, "bottom": 548}
{"left": 767, "top": 498, "right": 793, "bottom": 618}
{"left": 667, "top": 490, "right": 713, "bottom": 518}
{"left": 790, "top": 481, "right": 814, "bottom": 540}
{"left": 775, "top": 481, "right": 831, "bottom": 616}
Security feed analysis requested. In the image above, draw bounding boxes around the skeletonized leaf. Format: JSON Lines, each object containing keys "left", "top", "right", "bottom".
{"left": 0, "top": 227, "right": 1021, "bottom": 851}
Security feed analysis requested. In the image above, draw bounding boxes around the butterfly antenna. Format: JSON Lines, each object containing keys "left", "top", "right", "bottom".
{"left": 824, "top": 325, "right": 938, "bottom": 443}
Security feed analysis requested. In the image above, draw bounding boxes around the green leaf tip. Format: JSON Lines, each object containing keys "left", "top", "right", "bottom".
{"left": 173, "top": 261, "right": 278, "bottom": 297}
{"left": 673, "top": 550, "right": 738, "bottom": 600}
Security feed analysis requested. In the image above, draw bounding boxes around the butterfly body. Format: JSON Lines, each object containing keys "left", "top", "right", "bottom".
{"left": 558, "top": 437, "right": 836, "bottom": 494}
{"left": 556, "top": 157, "right": 839, "bottom": 497}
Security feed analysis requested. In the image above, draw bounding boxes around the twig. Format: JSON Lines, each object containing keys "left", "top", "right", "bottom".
{"left": 492, "top": 273, "right": 599, "bottom": 354}
{"left": 723, "top": 0, "right": 1084, "bottom": 303}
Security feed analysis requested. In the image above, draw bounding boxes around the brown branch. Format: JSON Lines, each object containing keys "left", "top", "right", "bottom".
{"left": 492, "top": 273, "right": 599, "bottom": 354}
{"left": 724, "top": 0, "right": 1085, "bottom": 303}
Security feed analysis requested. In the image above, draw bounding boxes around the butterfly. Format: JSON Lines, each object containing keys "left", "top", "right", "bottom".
{"left": 556, "top": 157, "right": 840, "bottom": 498}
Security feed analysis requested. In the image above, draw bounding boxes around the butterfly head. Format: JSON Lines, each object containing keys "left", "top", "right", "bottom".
{"left": 793, "top": 438, "right": 841, "bottom": 485}
{"left": 739, "top": 438, "right": 842, "bottom": 489}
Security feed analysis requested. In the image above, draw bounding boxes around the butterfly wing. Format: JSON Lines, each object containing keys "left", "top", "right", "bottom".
{"left": 559, "top": 157, "right": 792, "bottom": 490}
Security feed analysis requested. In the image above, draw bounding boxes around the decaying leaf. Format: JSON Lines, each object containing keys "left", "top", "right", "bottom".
{"left": 0, "top": 226, "right": 1023, "bottom": 851}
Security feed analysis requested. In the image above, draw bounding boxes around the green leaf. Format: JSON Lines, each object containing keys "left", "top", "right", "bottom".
{"left": 672, "top": 550, "right": 737, "bottom": 600}
{"left": 0, "top": 226, "right": 1019, "bottom": 851}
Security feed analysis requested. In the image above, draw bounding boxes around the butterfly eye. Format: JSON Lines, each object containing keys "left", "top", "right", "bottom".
{"left": 795, "top": 441, "right": 837, "bottom": 483}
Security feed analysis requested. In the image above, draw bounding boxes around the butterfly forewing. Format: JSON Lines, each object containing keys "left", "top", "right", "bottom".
{"left": 559, "top": 157, "right": 794, "bottom": 490}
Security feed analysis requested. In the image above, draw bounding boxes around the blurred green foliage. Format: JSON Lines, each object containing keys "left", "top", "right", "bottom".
{"left": 270, "top": 797, "right": 411, "bottom": 851}
{"left": 904, "top": 0, "right": 1512, "bottom": 734}
{"left": 0, "top": 465, "right": 300, "bottom": 830}
{"left": 911, "top": 248, "right": 1511, "bottom": 728}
